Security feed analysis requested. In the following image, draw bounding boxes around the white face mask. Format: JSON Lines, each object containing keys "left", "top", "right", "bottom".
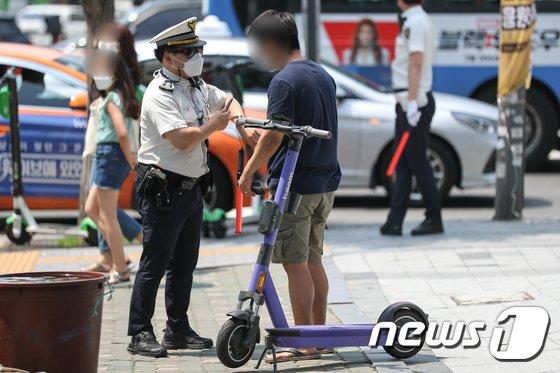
{"left": 172, "top": 53, "right": 204, "bottom": 77}
{"left": 93, "top": 75, "right": 114, "bottom": 91}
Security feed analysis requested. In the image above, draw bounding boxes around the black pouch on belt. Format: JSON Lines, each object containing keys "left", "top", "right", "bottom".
{"left": 137, "top": 166, "right": 172, "bottom": 211}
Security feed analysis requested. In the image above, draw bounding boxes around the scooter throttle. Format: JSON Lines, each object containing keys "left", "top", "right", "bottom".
{"left": 301, "top": 126, "right": 332, "bottom": 139}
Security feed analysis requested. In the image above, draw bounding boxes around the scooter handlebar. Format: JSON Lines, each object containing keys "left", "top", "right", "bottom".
{"left": 236, "top": 117, "right": 269, "bottom": 126}
{"left": 235, "top": 117, "right": 331, "bottom": 139}
{"left": 300, "top": 126, "right": 332, "bottom": 139}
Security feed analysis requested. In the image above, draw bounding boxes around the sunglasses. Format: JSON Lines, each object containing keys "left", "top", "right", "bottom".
{"left": 173, "top": 46, "right": 204, "bottom": 59}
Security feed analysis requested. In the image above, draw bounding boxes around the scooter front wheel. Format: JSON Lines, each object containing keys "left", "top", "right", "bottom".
{"left": 5, "top": 221, "right": 32, "bottom": 245}
{"left": 382, "top": 307, "right": 426, "bottom": 359}
{"left": 216, "top": 318, "right": 257, "bottom": 368}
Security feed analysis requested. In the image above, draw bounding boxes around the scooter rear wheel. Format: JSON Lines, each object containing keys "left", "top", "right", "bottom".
{"left": 216, "top": 318, "right": 257, "bottom": 368}
{"left": 382, "top": 308, "right": 426, "bottom": 359}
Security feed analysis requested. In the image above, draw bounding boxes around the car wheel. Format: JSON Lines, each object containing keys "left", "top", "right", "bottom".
{"left": 474, "top": 84, "right": 558, "bottom": 171}
{"left": 205, "top": 156, "right": 233, "bottom": 211}
{"left": 380, "top": 137, "right": 457, "bottom": 202}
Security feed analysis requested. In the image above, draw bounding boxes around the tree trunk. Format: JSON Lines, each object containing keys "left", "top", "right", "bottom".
{"left": 78, "top": 0, "right": 114, "bottom": 223}
{"left": 80, "top": 0, "right": 115, "bottom": 47}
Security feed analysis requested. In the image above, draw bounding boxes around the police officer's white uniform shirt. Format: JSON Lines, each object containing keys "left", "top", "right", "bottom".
{"left": 138, "top": 67, "right": 227, "bottom": 178}
{"left": 391, "top": 5, "right": 435, "bottom": 108}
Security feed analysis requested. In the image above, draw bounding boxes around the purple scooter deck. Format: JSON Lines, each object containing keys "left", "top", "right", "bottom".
{"left": 267, "top": 324, "right": 387, "bottom": 348}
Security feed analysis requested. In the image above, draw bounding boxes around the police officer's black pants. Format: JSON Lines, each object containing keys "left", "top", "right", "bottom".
{"left": 387, "top": 92, "right": 441, "bottom": 225}
{"left": 128, "top": 181, "right": 203, "bottom": 337}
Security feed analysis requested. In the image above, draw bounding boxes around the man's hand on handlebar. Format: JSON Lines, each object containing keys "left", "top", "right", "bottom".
{"left": 238, "top": 171, "right": 255, "bottom": 197}
{"left": 238, "top": 125, "right": 261, "bottom": 148}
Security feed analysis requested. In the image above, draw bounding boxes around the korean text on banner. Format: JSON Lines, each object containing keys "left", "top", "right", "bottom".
{"left": 498, "top": 0, "right": 536, "bottom": 97}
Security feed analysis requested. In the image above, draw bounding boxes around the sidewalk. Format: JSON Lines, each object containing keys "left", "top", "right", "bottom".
{"left": 327, "top": 218, "right": 560, "bottom": 373}
{"left": 98, "top": 261, "right": 378, "bottom": 373}
{"left": 1, "top": 216, "right": 559, "bottom": 372}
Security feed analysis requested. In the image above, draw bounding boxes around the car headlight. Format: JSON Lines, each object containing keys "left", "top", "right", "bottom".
{"left": 452, "top": 112, "right": 497, "bottom": 134}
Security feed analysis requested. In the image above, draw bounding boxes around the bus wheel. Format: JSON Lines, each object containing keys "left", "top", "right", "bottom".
{"left": 475, "top": 84, "right": 558, "bottom": 171}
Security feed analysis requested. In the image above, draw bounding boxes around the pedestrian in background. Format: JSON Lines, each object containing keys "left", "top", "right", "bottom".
{"left": 380, "top": 0, "right": 443, "bottom": 236}
{"left": 85, "top": 23, "right": 144, "bottom": 273}
{"left": 239, "top": 10, "right": 341, "bottom": 363}
{"left": 85, "top": 50, "right": 140, "bottom": 284}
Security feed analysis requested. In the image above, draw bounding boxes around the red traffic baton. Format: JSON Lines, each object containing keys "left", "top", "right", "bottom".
{"left": 386, "top": 130, "right": 410, "bottom": 177}
{"left": 235, "top": 148, "right": 245, "bottom": 234}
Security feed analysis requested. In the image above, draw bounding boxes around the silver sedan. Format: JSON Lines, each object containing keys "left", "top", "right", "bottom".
{"left": 137, "top": 38, "right": 497, "bottom": 201}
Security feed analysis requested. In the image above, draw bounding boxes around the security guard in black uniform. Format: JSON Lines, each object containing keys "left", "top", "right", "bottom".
{"left": 381, "top": 0, "right": 444, "bottom": 236}
{"left": 127, "top": 17, "right": 245, "bottom": 357}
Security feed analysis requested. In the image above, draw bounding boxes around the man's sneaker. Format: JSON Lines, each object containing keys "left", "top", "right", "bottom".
{"left": 411, "top": 218, "right": 444, "bottom": 236}
{"left": 127, "top": 331, "right": 167, "bottom": 358}
{"left": 162, "top": 328, "right": 213, "bottom": 350}
{"left": 380, "top": 222, "right": 402, "bottom": 236}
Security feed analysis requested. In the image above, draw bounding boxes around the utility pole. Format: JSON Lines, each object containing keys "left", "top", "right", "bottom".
{"left": 494, "top": 0, "right": 536, "bottom": 220}
{"left": 302, "top": 0, "right": 320, "bottom": 61}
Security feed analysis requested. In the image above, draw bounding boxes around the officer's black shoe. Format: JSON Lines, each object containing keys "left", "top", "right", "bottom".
{"left": 411, "top": 218, "right": 444, "bottom": 236}
{"left": 380, "top": 222, "right": 402, "bottom": 236}
{"left": 162, "top": 328, "right": 213, "bottom": 350}
{"left": 128, "top": 331, "right": 167, "bottom": 358}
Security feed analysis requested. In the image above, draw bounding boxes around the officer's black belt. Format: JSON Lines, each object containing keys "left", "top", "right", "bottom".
{"left": 393, "top": 88, "right": 408, "bottom": 93}
{"left": 138, "top": 163, "right": 199, "bottom": 190}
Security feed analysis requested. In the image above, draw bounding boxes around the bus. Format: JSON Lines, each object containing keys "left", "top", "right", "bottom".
{"left": 210, "top": 0, "right": 560, "bottom": 171}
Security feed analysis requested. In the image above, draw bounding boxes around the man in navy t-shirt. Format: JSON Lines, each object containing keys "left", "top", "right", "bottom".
{"left": 238, "top": 10, "right": 341, "bottom": 363}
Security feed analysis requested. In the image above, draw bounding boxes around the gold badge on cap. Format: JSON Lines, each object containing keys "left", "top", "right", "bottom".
{"left": 188, "top": 19, "right": 196, "bottom": 32}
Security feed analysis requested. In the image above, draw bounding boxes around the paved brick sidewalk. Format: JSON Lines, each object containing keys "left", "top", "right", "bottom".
{"left": 98, "top": 262, "right": 375, "bottom": 373}
{"left": 2, "top": 216, "right": 559, "bottom": 372}
{"left": 326, "top": 218, "right": 560, "bottom": 373}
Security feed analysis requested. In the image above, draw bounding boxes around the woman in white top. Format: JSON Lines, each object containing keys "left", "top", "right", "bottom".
{"left": 344, "top": 19, "right": 390, "bottom": 66}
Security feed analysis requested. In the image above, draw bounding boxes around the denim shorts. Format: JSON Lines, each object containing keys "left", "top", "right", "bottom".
{"left": 92, "top": 143, "right": 131, "bottom": 190}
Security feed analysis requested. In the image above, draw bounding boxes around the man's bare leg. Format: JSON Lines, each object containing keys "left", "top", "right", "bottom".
{"left": 283, "top": 262, "right": 314, "bottom": 324}
{"left": 272, "top": 262, "right": 318, "bottom": 360}
{"left": 308, "top": 261, "right": 329, "bottom": 325}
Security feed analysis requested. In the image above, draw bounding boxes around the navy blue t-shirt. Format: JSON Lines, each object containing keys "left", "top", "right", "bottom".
{"left": 267, "top": 60, "right": 341, "bottom": 194}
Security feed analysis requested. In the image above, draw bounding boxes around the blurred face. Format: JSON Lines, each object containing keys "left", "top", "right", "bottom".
{"left": 397, "top": 0, "right": 420, "bottom": 11}
{"left": 248, "top": 38, "right": 287, "bottom": 70}
{"left": 357, "top": 24, "right": 375, "bottom": 48}
{"left": 89, "top": 52, "right": 115, "bottom": 91}
{"left": 88, "top": 51, "right": 113, "bottom": 77}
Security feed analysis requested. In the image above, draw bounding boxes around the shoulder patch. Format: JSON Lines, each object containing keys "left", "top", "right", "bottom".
{"left": 159, "top": 79, "right": 175, "bottom": 92}
{"left": 404, "top": 27, "right": 410, "bottom": 39}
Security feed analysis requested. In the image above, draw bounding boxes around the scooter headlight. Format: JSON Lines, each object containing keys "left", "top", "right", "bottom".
{"left": 452, "top": 112, "right": 497, "bottom": 134}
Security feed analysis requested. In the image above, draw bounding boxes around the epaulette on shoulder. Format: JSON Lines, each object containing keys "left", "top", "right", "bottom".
{"left": 154, "top": 69, "right": 176, "bottom": 92}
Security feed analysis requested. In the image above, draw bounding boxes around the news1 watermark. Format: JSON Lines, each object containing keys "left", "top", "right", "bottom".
{"left": 369, "top": 306, "right": 550, "bottom": 361}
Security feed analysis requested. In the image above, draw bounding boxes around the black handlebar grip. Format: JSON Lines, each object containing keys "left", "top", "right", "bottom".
{"left": 304, "top": 126, "right": 332, "bottom": 139}
{"left": 244, "top": 117, "right": 268, "bottom": 126}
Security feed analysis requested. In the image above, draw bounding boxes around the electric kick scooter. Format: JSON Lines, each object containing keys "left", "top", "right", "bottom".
{"left": 0, "top": 68, "right": 98, "bottom": 245}
{"left": 216, "top": 117, "right": 429, "bottom": 371}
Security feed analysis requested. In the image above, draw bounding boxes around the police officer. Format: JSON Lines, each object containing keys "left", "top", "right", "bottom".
{"left": 127, "top": 17, "right": 246, "bottom": 357}
{"left": 380, "top": 0, "right": 444, "bottom": 236}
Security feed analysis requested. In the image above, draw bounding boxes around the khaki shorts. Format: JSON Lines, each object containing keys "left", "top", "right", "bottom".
{"left": 272, "top": 192, "right": 335, "bottom": 264}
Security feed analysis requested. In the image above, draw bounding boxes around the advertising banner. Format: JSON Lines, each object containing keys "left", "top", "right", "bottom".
{"left": 498, "top": 0, "right": 536, "bottom": 97}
